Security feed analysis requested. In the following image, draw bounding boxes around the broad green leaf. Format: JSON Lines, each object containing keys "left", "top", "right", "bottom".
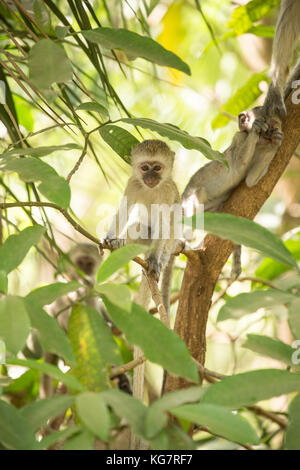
{"left": 101, "top": 389, "right": 147, "bottom": 438}
{"left": 170, "top": 403, "right": 259, "bottom": 445}
{"left": 122, "top": 118, "right": 223, "bottom": 161}
{"left": 95, "top": 283, "right": 131, "bottom": 311}
{"left": 55, "top": 25, "right": 69, "bottom": 39}
{"left": 218, "top": 289, "right": 296, "bottom": 321}
{"left": 24, "top": 301, "right": 75, "bottom": 364}
{"left": 212, "top": 73, "right": 267, "bottom": 129}
{"left": 202, "top": 369, "right": 300, "bottom": 409}
{"left": 0, "top": 296, "right": 30, "bottom": 354}
{"left": 285, "top": 393, "right": 300, "bottom": 450}
{"left": 19, "top": 395, "right": 75, "bottom": 431}
{"left": 37, "top": 425, "right": 81, "bottom": 450}
{"left": 0, "top": 400, "right": 36, "bottom": 450}
{"left": 26, "top": 281, "right": 81, "bottom": 306}
{"left": 150, "top": 423, "right": 197, "bottom": 450}
{"left": 81, "top": 28, "right": 190, "bottom": 75}
{"left": 62, "top": 429, "right": 94, "bottom": 450}
{"left": 29, "top": 39, "right": 73, "bottom": 89}
{"left": 0, "top": 271, "right": 7, "bottom": 294}
{"left": 255, "top": 232, "right": 300, "bottom": 280}
{"left": 96, "top": 244, "right": 148, "bottom": 283}
{"left": 68, "top": 304, "right": 122, "bottom": 391}
{"left": 227, "top": 0, "right": 280, "bottom": 35}
{"left": 0, "top": 156, "right": 71, "bottom": 208}
{"left": 248, "top": 25, "right": 275, "bottom": 37}
{"left": 0, "top": 225, "right": 45, "bottom": 274}
{"left": 33, "top": 0, "right": 52, "bottom": 34}
{"left": 102, "top": 298, "right": 199, "bottom": 383}
{"left": 145, "top": 386, "right": 205, "bottom": 439}
{"left": 77, "top": 102, "right": 108, "bottom": 119}
{"left": 289, "top": 299, "right": 300, "bottom": 340}
{"left": 193, "top": 213, "right": 296, "bottom": 268}
{"left": 6, "top": 357, "right": 84, "bottom": 392}
{"left": 76, "top": 392, "right": 110, "bottom": 441}
{"left": 243, "top": 334, "right": 300, "bottom": 371}
{"left": 99, "top": 125, "right": 139, "bottom": 162}
{"left": 0, "top": 143, "right": 81, "bottom": 158}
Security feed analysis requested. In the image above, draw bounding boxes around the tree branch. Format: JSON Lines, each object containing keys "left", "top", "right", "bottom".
{"left": 165, "top": 93, "right": 300, "bottom": 392}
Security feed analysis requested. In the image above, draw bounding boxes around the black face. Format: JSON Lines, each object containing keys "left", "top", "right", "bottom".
{"left": 76, "top": 256, "right": 95, "bottom": 275}
{"left": 139, "top": 161, "right": 164, "bottom": 188}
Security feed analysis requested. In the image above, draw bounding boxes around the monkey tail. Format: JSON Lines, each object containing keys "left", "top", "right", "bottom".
{"left": 161, "top": 254, "right": 175, "bottom": 316}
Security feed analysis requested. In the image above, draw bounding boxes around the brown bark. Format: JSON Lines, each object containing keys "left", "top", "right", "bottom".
{"left": 165, "top": 94, "right": 300, "bottom": 392}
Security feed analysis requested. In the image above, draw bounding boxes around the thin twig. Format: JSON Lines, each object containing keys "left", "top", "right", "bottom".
{"left": 67, "top": 134, "right": 89, "bottom": 182}
{"left": 110, "top": 355, "right": 147, "bottom": 379}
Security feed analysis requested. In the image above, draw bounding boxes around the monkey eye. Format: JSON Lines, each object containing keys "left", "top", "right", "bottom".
{"left": 153, "top": 165, "right": 161, "bottom": 171}
{"left": 141, "top": 165, "right": 149, "bottom": 171}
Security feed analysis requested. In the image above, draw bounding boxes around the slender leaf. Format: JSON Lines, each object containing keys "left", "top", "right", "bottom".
{"left": 0, "top": 143, "right": 81, "bottom": 158}
{"left": 285, "top": 393, "right": 300, "bottom": 450}
{"left": 77, "top": 102, "right": 108, "bottom": 119}
{"left": 0, "top": 400, "right": 36, "bottom": 450}
{"left": 81, "top": 28, "right": 191, "bottom": 75}
{"left": 19, "top": 395, "right": 75, "bottom": 431}
{"left": 99, "top": 125, "right": 139, "bottom": 162}
{"left": 76, "top": 392, "right": 110, "bottom": 441}
{"left": 26, "top": 281, "right": 81, "bottom": 306}
{"left": 96, "top": 244, "right": 148, "bottom": 283}
{"left": 122, "top": 118, "right": 223, "bottom": 161}
{"left": 0, "top": 296, "right": 30, "bottom": 354}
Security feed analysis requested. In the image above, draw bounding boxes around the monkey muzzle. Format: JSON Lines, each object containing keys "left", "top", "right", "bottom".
{"left": 143, "top": 171, "right": 160, "bottom": 188}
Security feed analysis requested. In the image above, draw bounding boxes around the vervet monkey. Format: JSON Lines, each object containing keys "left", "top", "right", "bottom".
{"left": 103, "top": 139, "right": 180, "bottom": 450}
{"left": 182, "top": 107, "right": 283, "bottom": 276}
{"left": 263, "top": 0, "right": 300, "bottom": 118}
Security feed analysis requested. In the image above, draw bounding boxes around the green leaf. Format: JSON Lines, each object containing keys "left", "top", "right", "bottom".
{"left": 0, "top": 400, "right": 36, "bottom": 450}
{"left": 29, "top": 39, "right": 73, "bottom": 89}
{"left": 145, "top": 386, "right": 205, "bottom": 439}
{"left": 19, "top": 395, "right": 75, "bottom": 431}
{"left": 255, "top": 231, "right": 300, "bottom": 280}
{"left": 26, "top": 281, "right": 81, "bottom": 306}
{"left": 170, "top": 403, "right": 259, "bottom": 445}
{"left": 54, "top": 25, "right": 69, "bottom": 39}
{"left": 285, "top": 393, "right": 300, "bottom": 450}
{"left": 77, "top": 102, "right": 108, "bottom": 119}
{"left": 0, "top": 143, "right": 81, "bottom": 158}
{"left": 102, "top": 298, "right": 199, "bottom": 383}
{"left": 0, "top": 225, "right": 45, "bottom": 274}
{"left": 81, "top": 28, "right": 190, "bottom": 75}
{"left": 243, "top": 334, "right": 300, "bottom": 371}
{"left": 13, "top": 95, "right": 34, "bottom": 132}
{"left": 218, "top": 289, "right": 296, "bottom": 321}
{"left": 227, "top": 0, "right": 280, "bottom": 35}
{"left": 151, "top": 423, "right": 197, "bottom": 450}
{"left": 99, "top": 125, "right": 139, "bottom": 163}
{"left": 193, "top": 213, "right": 296, "bottom": 268}
{"left": 68, "top": 304, "right": 122, "bottom": 391}
{"left": 212, "top": 73, "right": 268, "bottom": 129}
{"left": 0, "top": 296, "right": 31, "bottom": 354}
{"left": 0, "top": 271, "right": 8, "bottom": 294}
{"left": 101, "top": 389, "right": 147, "bottom": 438}
{"left": 23, "top": 301, "right": 76, "bottom": 364}
{"left": 95, "top": 283, "right": 131, "bottom": 311}
{"left": 96, "top": 244, "right": 148, "bottom": 283}
{"left": 37, "top": 425, "right": 81, "bottom": 449}
{"left": 0, "top": 156, "right": 71, "bottom": 208}
{"left": 75, "top": 392, "right": 110, "bottom": 441}
{"left": 33, "top": 0, "right": 52, "bottom": 35}
{"left": 202, "top": 369, "right": 300, "bottom": 409}
{"left": 122, "top": 118, "right": 223, "bottom": 161}
{"left": 248, "top": 25, "right": 275, "bottom": 38}
{"left": 6, "top": 357, "right": 84, "bottom": 392}
{"left": 62, "top": 429, "right": 94, "bottom": 450}
{"left": 289, "top": 299, "right": 300, "bottom": 340}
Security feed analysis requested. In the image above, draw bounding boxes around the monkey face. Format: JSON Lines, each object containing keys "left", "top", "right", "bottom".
{"left": 75, "top": 255, "right": 96, "bottom": 275}
{"left": 139, "top": 161, "right": 164, "bottom": 188}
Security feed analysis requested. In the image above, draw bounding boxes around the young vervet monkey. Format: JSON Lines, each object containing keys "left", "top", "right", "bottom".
{"left": 103, "top": 139, "right": 180, "bottom": 450}
{"left": 263, "top": 0, "right": 300, "bottom": 118}
{"left": 104, "top": 139, "right": 181, "bottom": 312}
{"left": 182, "top": 107, "right": 283, "bottom": 276}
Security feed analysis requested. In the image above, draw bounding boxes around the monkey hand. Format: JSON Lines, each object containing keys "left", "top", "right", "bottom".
{"left": 146, "top": 253, "right": 161, "bottom": 282}
{"left": 100, "top": 237, "right": 125, "bottom": 252}
{"left": 260, "top": 118, "right": 284, "bottom": 149}
{"left": 252, "top": 116, "right": 268, "bottom": 136}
